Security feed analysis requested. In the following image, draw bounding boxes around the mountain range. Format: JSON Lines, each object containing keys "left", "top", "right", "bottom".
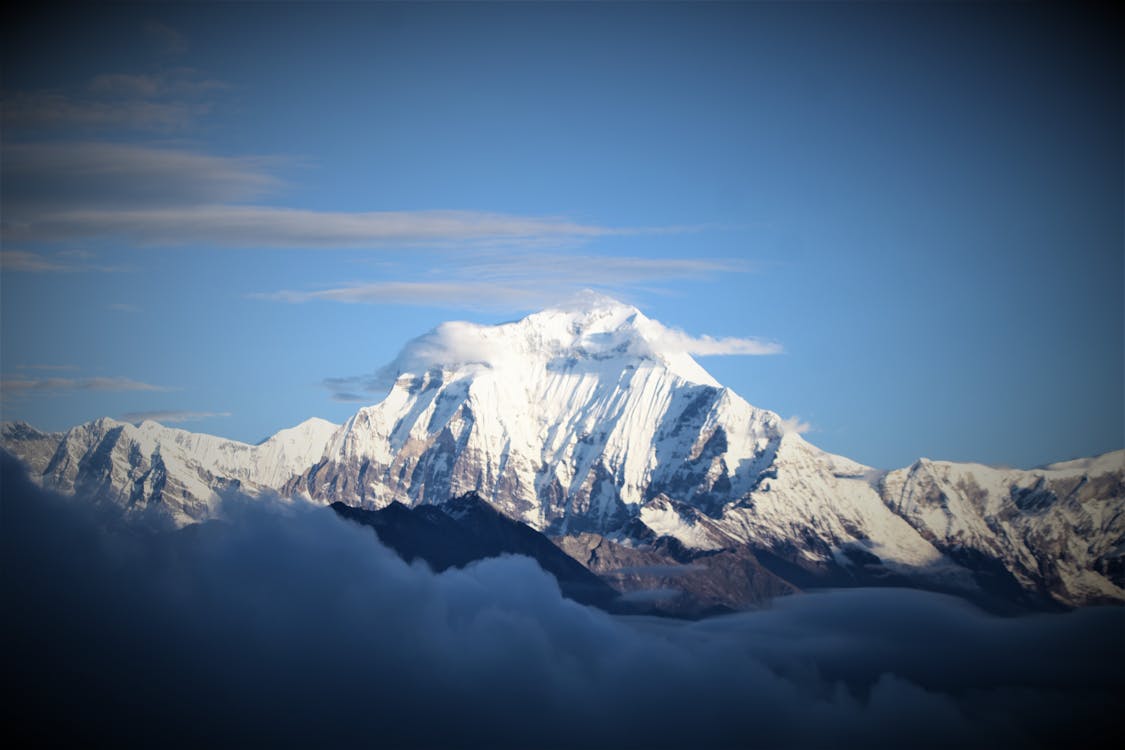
{"left": 3, "top": 295, "right": 1122, "bottom": 615}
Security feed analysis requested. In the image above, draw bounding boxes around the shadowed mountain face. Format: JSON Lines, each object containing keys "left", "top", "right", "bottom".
{"left": 330, "top": 493, "right": 622, "bottom": 612}
{"left": 554, "top": 531, "right": 798, "bottom": 617}
{"left": 332, "top": 493, "right": 799, "bottom": 618}
{"left": 3, "top": 297, "right": 1123, "bottom": 612}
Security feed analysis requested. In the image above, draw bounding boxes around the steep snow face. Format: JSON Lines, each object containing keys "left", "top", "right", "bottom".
{"left": 881, "top": 451, "right": 1125, "bottom": 606}
{"left": 713, "top": 434, "right": 964, "bottom": 581}
{"left": 3, "top": 417, "right": 337, "bottom": 526}
{"left": 292, "top": 297, "right": 786, "bottom": 532}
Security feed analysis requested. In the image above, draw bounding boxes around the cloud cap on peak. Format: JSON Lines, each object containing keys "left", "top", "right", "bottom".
{"left": 324, "top": 299, "right": 782, "bottom": 400}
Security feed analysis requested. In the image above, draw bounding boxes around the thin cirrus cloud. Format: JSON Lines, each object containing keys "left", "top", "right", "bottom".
{"left": 13, "top": 364, "right": 80, "bottom": 372}
{"left": 2, "top": 92, "right": 207, "bottom": 132}
{"left": 3, "top": 60, "right": 221, "bottom": 133}
{"left": 3, "top": 142, "right": 283, "bottom": 210}
{"left": 12, "top": 205, "right": 664, "bottom": 249}
{"left": 257, "top": 253, "right": 745, "bottom": 311}
{"left": 461, "top": 251, "right": 741, "bottom": 282}
{"left": 86, "top": 71, "right": 226, "bottom": 99}
{"left": 260, "top": 280, "right": 558, "bottom": 309}
{"left": 1, "top": 376, "right": 171, "bottom": 400}
{"left": 0, "top": 250, "right": 127, "bottom": 274}
{"left": 3, "top": 141, "right": 668, "bottom": 249}
{"left": 119, "top": 409, "right": 231, "bottom": 425}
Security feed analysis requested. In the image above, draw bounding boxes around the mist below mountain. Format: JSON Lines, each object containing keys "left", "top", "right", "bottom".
{"left": 3, "top": 455, "right": 1121, "bottom": 748}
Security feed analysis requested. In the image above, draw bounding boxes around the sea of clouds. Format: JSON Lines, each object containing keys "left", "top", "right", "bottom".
{"left": 2, "top": 454, "right": 1120, "bottom": 748}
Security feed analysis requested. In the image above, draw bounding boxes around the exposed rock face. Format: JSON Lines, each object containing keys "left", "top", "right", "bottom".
{"left": 554, "top": 532, "right": 798, "bottom": 617}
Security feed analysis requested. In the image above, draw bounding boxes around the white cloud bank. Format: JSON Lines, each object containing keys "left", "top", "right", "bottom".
{"left": 5, "top": 468, "right": 1122, "bottom": 748}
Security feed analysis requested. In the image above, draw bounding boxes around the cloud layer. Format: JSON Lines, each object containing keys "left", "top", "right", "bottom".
{"left": 2, "top": 458, "right": 1121, "bottom": 748}
{"left": 3, "top": 141, "right": 667, "bottom": 250}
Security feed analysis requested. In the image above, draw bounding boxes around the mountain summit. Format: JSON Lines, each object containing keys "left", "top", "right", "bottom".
{"left": 294, "top": 294, "right": 794, "bottom": 533}
{"left": 375, "top": 292, "right": 727, "bottom": 390}
{"left": 3, "top": 297, "right": 1123, "bottom": 610}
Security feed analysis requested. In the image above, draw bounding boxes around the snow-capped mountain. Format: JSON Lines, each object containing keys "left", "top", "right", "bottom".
{"left": 880, "top": 453, "right": 1125, "bottom": 607}
{"left": 290, "top": 298, "right": 789, "bottom": 530}
{"left": 2, "top": 295, "right": 1122, "bottom": 608}
{"left": 2, "top": 417, "right": 337, "bottom": 526}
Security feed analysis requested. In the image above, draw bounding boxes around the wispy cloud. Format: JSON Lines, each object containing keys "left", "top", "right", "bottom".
{"left": 0, "top": 251, "right": 75, "bottom": 273}
{"left": 3, "top": 142, "right": 283, "bottom": 211}
{"left": 653, "top": 329, "right": 783, "bottom": 356}
{"left": 13, "top": 364, "right": 80, "bottom": 372}
{"left": 326, "top": 392, "right": 373, "bottom": 404}
{"left": 3, "top": 58, "right": 218, "bottom": 133}
{"left": 2, "top": 92, "right": 209, "bottom": 132}
{"left": 119, "top": 409, "right": 231, "bottom": 424}
{"left": 778, "top": 416, "right": 813, "bottom": 436}
{"left": 10, "top": 205, "right": 664, "bottom": 249}
{"left": 258, "top": 253, "right": 742, "bottom": 311}
{"left": 3, "top": 141, "right": 668, "bottom": 249}
{"left": 0, "top": 250, "right": 126, "bottom": 273}
{"left": 463, "top": 251, "right": 739, "bottom": 283}
{"left": 257, "top": 280, "right": 545, "bottom": 308}
{"left": 87, "top": 70, "right": 224, "bottom": 99}
{"left": 1, "top": 376, "right": 171, "bottom": 399}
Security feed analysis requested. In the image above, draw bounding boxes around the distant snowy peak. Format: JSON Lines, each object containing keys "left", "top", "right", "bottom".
{"left": 2, "top": 416, "right": 338, "bottom": 526}
{"left": 881, "top": 449, "right": 1125, "bottom": 606}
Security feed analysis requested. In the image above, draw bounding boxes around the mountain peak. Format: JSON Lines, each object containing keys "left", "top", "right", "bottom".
{"left": 380, "top": 294, "right": 719, "bottom": 388}
{"left": 541, "top": 290, "right": 643, "bottom": 320}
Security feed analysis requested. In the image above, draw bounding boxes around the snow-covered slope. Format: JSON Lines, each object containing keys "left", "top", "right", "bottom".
{"left": 4, "top": 417, "right": 337, "bottom": 526}
{"left": 290, "top": 297, "right": 788, "bottom": 530}
{"left": 881, "top": 452, "right": 1125, "bottom": 606}
{"left": 2, "top": 295, "right": 1121, "bottom": 607}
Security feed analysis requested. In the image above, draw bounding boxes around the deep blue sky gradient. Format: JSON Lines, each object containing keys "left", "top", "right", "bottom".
{"left": 2, "top": 2, "right": 1121, "bottom": 468}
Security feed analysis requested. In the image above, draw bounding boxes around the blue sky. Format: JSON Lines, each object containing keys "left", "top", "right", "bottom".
{"left": 2, "top": 2, "right": 1120, "bottom": 469}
